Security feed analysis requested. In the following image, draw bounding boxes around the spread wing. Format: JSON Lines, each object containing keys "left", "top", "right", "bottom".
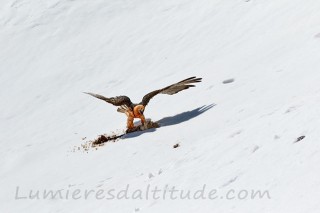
{"left": 140, "top": 76, "right": 202, "bottom": 106}
{"left": 84, "top": 92, "right": 133, "bottom": 109}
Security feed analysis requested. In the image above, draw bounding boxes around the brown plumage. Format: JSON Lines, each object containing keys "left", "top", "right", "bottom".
{"left": 85, "top": 76, "right": 202, "bottom": 130}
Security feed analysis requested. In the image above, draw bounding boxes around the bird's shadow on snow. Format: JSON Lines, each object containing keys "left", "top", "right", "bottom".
{"left": 123, "top": 104, "right": 215, "bottom": 139}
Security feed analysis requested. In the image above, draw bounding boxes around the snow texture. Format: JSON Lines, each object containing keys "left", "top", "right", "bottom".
{"left": 1, "top": 0, "right": 320, "bottom": 212}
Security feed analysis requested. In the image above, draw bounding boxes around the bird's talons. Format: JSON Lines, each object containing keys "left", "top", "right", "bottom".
{"left": 126, "top": 127, "right": 137, "bottom": 133}
{"left": 139, "top": 122, "right": 148, "bottom": 131}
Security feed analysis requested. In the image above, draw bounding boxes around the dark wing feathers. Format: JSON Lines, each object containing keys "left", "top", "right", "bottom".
{"left": 84, "top": 92, "right": 133, "bottom": 108}
{"left": 140, "top": 76, "right": 202, "bottom": 106}
{"left": 85, "top": 77, "right": 201, "bottom": 109}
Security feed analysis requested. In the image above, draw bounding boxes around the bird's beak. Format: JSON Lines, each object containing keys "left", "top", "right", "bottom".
{"left": 139, "top": 110, "right": 144, "bottom": 115}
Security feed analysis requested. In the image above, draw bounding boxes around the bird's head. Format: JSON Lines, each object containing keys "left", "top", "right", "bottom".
{"left": 134, "top": 105, "right": 145, "bottom": 116}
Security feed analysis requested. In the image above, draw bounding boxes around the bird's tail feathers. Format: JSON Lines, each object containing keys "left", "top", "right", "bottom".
{"left": 117, "top": 105, "right": 129, "bottom": 113}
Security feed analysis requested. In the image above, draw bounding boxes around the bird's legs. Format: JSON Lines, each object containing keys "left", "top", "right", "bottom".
{"left": 140, "top": 115, "right": 145, "bottom": 125}
{"left": 127, "top": 114, "right": 147, "bottom": 130}
{"left": 139, "top": 115, "right": 149, "bottom": 130}
{"left": 127, "top": 116, "right": 134, "bottom": 129}
{"left": 125, "top": 111, "right": 135, "bottom": 130}
{"left": 125, "top": 107, "right": 147, "bottom": 130}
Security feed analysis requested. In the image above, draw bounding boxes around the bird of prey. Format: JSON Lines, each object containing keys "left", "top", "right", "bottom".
{"left": 85, "top": 76, "right": 202, "bottom": 130}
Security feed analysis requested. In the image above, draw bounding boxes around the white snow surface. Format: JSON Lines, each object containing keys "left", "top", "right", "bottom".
{"left": 1, "top": 0, "right": 320, "bottom": 212}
